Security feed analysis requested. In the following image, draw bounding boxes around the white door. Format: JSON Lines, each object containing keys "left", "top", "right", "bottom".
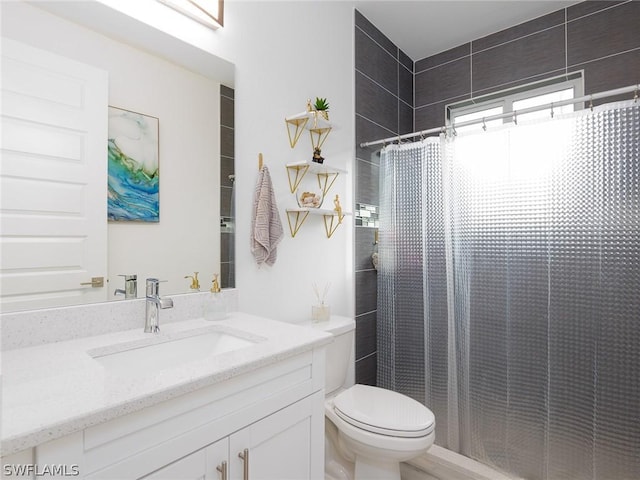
{"left": 229, "top": 395, "right": 320, "bottom": 480}
{"left": 0, "top": 38, "right": 108, "bottom": 312}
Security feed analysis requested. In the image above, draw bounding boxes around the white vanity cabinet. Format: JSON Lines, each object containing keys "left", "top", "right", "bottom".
{"left": 31, "top": 349, "right": 325, "bottom": 480}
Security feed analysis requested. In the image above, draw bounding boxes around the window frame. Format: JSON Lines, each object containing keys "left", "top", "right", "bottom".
{"left": 447, "top": 72, "right": 584, "bottom": 129}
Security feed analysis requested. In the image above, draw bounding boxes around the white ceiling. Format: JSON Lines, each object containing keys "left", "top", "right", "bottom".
{"left": 354, "top": 0, "right": 580, "bottom": 61}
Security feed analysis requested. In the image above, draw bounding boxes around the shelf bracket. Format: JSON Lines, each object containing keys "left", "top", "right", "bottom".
{"left": 286, "top": 210, "right": 310, "bottom": 238}
{"left": 285, "top": 117, "right": 309, "bottom": 148}
{"left": 323, "top": 212, "right": 345, "bottom": 239}
{"left": 316, "top": 172, "right": 340, "bottom": 197}
{"left": 285, "top": 164, "right": 311, "bottom": 193}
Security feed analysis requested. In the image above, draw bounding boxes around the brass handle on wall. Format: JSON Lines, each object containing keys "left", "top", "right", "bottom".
{"left": 80, "top": 276, "right": 104, "bottom": 288}
{"left": 238, "top": 449, "right": 249, "bottom": 480}
{"left": 216, "top": 460, "right": 228, "bottom": 480}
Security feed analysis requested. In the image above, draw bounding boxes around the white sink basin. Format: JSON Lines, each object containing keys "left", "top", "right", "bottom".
{"left": 90, "top": 327, "right": 257, "bottom": 373}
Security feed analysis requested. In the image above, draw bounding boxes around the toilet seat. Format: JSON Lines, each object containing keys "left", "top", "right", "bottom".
{"left": 333, "top": 385, "right": 435, "bottom": 438}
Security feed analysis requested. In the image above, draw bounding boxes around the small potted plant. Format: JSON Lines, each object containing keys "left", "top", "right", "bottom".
{"left": 313, "top": 97, "right": 329, "bottom": 121}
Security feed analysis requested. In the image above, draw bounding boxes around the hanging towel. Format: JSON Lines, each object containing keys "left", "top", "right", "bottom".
{"left": 251, "top": 165, "right": 284, "bottom": 266}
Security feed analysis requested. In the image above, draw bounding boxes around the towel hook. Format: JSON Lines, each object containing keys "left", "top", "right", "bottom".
{"left": 258, "top": 152, "right": 263, "bottom": 170}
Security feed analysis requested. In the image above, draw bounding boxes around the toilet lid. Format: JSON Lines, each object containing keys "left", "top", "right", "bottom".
{"left": 333, "top": 385, "right": 435, "bottom": 438}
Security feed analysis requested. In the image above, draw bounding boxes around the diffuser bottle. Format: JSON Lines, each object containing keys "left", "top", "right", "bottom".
{"left": 204, "top": 274, "right": 228, "bottom": 321}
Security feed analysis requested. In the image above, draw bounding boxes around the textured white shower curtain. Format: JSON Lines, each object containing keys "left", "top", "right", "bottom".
{"left": 378, "top": 100, "right": 640, "bottom": 480}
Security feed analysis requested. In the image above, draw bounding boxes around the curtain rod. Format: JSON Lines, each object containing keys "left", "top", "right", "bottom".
{"left": 359, "top": 84, "right": 639, "bottom": 148}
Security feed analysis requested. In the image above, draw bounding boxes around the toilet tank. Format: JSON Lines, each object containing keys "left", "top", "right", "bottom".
{"left": 310, "top": 316, "right": 355, "bottom": 395}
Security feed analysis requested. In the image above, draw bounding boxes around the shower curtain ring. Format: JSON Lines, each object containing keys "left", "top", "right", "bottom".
{"left": 513, "top": 111, "right": 518, "bottom": 125}
{"left": 589, "top": 95, "right": 594, "bottom": 111}
{"left": 482, "top": 118, "right": 487, "bottom": 131}
{"left": 634, "top": 85, "right": 638, "bottom": 103}
{"left": 550, "top": 102, "right": 554, "bottom": 118}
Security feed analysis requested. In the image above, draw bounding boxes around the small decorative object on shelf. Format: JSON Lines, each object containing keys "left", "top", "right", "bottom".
{"left": 285, "top": 99, "right": 332, "bottom": 149}
{"left": 312, "top": 147, "right": 324, "bottom": 164}
{"left": 297, "top": 190, "right": 323, "bottom": 208}
{"left": 333, "top": 194, "right": 343, "bottom": 219}
{"left": 312, "top": 97, "right": 330, "bottom": 121}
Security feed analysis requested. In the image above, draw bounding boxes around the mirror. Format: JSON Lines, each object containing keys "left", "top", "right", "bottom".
{"left": 0, "top": 1, "right": 235, "bottom": 313}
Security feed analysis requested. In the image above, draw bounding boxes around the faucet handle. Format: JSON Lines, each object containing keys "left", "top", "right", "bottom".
{"left": 184, "top": 272, "right": 200, "bottom": 291}
{"left": 146, "top": 277, "right": 167, "bottom": 296}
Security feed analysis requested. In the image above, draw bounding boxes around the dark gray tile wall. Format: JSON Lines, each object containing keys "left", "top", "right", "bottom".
{"left": 220, "top": 85, "right": 235, "bottom": 289}
{"left": 354, "top": 0, "right": 638, "bottom": 388}
{"left": 415, "top": 0, "right": 640, "bottom": 131}
{"left": 354, "top": 10, "right": 413, "bottom": 386}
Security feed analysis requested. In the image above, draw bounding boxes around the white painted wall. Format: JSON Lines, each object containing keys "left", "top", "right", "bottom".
{"left": 97, "top": 0, "right": 358, "bottom": 323}
{"left": 1, "top": 2, "right": 221, "bottom": 298}
{"left": 213, "top": 1, "right": 356, "bottom": 322}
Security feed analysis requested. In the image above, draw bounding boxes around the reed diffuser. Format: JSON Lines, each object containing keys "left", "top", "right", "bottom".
{"left": 312, "top": 282, "right": 331, "bottom": 322}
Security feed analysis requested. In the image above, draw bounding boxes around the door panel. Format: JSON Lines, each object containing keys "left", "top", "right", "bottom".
{"left": 0, "top": 38, "right": 108, "bottom": 311}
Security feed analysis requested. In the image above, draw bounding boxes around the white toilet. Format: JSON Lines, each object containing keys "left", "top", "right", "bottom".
{"left": 312, "top": 316, "right": 435, "bottom": 480}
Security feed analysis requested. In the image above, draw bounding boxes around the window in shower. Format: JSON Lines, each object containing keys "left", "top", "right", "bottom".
{"left": 447, "top": 71, "right": 583, "bottom": 132}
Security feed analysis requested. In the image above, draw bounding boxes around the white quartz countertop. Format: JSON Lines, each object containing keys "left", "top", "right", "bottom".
{"left": 1, "top": 312, "right": 332, "bottom": 456}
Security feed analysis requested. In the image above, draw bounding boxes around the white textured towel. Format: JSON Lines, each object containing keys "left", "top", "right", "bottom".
{"left": 251, "top": 165, "right": 284, "bottom": 266}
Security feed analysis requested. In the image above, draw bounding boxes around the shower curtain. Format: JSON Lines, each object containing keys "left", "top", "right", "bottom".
{"left": 377, "top": 101, "right": 640, "bottom": 480}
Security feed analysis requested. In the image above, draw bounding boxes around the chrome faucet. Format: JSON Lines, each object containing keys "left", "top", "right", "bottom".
{"left": 144, "top": 278, "right": 173, "bottom": 333}
{"left": 114, "top": 274, "right": 137, "bottom": 299}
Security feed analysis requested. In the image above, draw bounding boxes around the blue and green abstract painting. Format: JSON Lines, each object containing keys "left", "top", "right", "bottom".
{"left": 108, "top": 107, "right": 159, "bottom": 222}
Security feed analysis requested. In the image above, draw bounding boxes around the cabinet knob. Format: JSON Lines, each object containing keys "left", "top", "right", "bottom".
{"left": 238, "top": 448, "right": 249, "bottom": 480}
{"left": 216, "top": 460, "right": 227, "bottom": 480}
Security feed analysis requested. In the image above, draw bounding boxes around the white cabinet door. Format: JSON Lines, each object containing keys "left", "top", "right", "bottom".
{"left": 141, "top": 438, "right": 228, "bottom": 480}
{"left": 229, "top": 394, "right": 320, "bottom": 480}
{"left": 0, "top": 38, "right": 108, "bottom": 312}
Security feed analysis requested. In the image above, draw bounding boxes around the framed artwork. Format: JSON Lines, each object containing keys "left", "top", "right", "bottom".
{"left": 107, "top": 106, "right": 159, "bottom": 222}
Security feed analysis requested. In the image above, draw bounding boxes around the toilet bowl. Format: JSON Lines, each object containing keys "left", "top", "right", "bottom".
{"left": 325, "top": 384, "right": 434, "bottom": 480}
{"left": 308, "top": 316, "right": 435, "bottom": 480}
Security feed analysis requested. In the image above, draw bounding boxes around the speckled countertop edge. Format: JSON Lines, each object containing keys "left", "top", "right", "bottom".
{"left": 1, "top": 312, "right": 332, "bottom": 456}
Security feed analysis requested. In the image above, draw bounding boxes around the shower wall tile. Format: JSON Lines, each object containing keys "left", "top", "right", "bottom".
{"left": 400, "top": 100, "right": 413, "bottom": 135}
{"left": 415, "top": 43, "right": 470, "bottom": 72}
{"left": 220, "top": 185, "right": 232, "bottom": 217}
{"left": 473, "top": 10, "right": 564, "bottom": 52}
{"left": 399, "top": 49, "right": 413, "bottom": 72}
{"left": 399, "top": 63, "right": 413, "bottom": 106}
{"left": 578, "top": 48, "right": 640, "bottom": 104}
{"left": 220, "top": 93, "right": 234, "bottom": 128}
{"left": 356, "top": 71, "right": 398, "bottom": 133}
{"left": 415, "top": 97, "right": 467, "bottom": 132}
{"left": 355, "top": 9, "right": 397, "bottom": 58}
{"left": 220, "top": 86, "right": 234, "bottom": 288}
{"left": 220, "top": 156, "right": 234, "bottom": 188}
{"left": 355, "top": 353, "right": 377, "bottom": 386}
{"left": 415, "top": 56, "right": 470, "bottom": 107}
{"left": 356, "top": 115, "right": 390, "bottom": 162}
{"left": 472, "top": 25, "right": 565, "bottom": 93}
{"left": 355, "top": 227, "right": 378, "bottom": 271}
{"left": 567, "top": 0, "right": 627, "bottom": 21}
{"left": 356, "top": 27, "right": 398, "bottom": 93}
{"left": 221, "top": 124, "right": 234, "bottom": 159}
{"left": 356, "top": 270, "right": 378, "bottom": 315}
{"left": 356, "top": 9, "right": 408, "bottom": 386}
{"left": 356, "top": 311, "right": 377, "bottom": 359}
{"left": 356, "top": 158, "right": 379, "bottom": 207}
{"left": 221, "top": 231, "right": 233, "bottom": 262}
{"left": 567, "top": 1, "right": 640, "bottom": 66}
